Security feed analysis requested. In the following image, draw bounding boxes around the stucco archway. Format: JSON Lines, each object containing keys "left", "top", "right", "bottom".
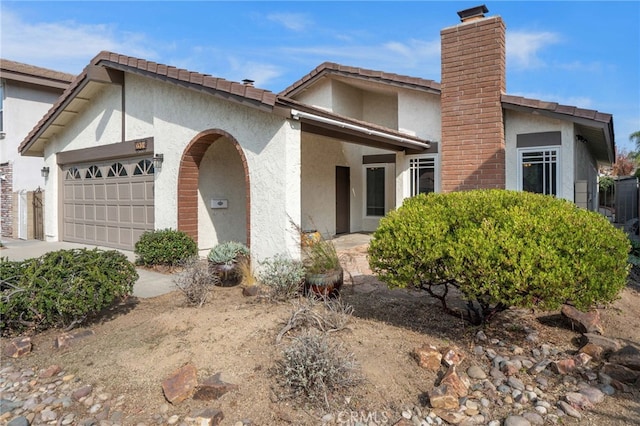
{"left": 177, "top": 129, "right": 250, "bottom": 248}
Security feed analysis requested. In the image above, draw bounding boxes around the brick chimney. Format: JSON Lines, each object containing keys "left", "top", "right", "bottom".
{"left": 440, "top": 5, "right": 506, "bottom": 192}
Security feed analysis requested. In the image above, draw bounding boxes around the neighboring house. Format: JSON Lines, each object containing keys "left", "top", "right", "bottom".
{"left": 18, "top": 5, "right": 615, "bottom": 262}
{"left": 0, "top": 59, "right": 74, "bottom": 239}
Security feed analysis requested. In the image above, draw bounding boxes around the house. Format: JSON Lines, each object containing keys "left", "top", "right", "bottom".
{"left": 0, "top": 59, "right": 74, "bottom": 239}
{"left": 18, "top": 5, "right": 615, "bottom": 262}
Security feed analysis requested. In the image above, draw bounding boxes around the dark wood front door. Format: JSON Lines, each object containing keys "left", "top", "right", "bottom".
{"left": 335, "top": 166, "right": 350, "bottom": 234}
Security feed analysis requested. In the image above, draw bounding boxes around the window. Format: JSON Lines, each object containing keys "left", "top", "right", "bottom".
{"left": 519, "top": 148, "right": 559, "bottom": 196}
{"left": 409, "top": 156, "right": 436, "bottom": 196}
{"left": 65, "top": 167, "right": 80, "bottom": 180}
{"left": 133, "top": 159, "right": 153, "bottom": 175}
{"left": 365, "top": 165, "right": 386, "bottom": 216}
{"left": 107, "top": 162, "right": 127, "bottom": 177}
{"left": 85, "top": 165, "right": 102, "bottom": 179}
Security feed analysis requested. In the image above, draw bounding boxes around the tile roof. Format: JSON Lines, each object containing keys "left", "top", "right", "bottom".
{"left": 19, "top": 51, "right": 277, "bottom": 154}
{"left": 280, "top": 62, "right": 441, "bottom": 97}
{"left": 501, "top": 94, "right": 613, "bottom": 124}
{"left": 0, "top": 58, "right": 75, "bottom": 86}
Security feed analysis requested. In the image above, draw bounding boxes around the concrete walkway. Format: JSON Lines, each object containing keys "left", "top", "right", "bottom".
{"left": 0, "top": 238, "right": 176, "bottom": 298}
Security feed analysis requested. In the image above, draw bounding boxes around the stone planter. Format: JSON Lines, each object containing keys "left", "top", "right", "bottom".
{"left": 305, "top": 268, "right": 343, "bottom": 297}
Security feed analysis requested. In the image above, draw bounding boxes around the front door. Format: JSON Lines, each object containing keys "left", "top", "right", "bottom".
{"left": 335, "top": 166, "right": 350, "bottom": 234}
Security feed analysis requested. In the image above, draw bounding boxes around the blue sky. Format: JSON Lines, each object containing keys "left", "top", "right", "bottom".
{"left": 2, "top": 1, "right": 639, "bottom": 152}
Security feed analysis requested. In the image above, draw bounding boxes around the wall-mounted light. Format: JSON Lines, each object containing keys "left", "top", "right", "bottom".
{"left": 153, "top": 153, "right": 164, "bottom": 170}
{"left": 41, "top": 166, "right": 50, "bottom": 178}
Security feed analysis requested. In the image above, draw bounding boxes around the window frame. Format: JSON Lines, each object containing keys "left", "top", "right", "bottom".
{"left": 405, "top": 154, "right": 439, "bottom": 198}
{"left": 517, "top": 146, "right": 561, "bottom": 197}
{"left": 0, "top": 79, "right": 4, "bottom": 133}
{"left": 363, "top": 163, "right": 388, "bottom": 218}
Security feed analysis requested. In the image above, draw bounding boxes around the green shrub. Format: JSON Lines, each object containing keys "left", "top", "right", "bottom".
{"left": 369, "top": 190, "right": 630, "bottom": 324}
{"left": 207, "top": 241, "right": 250, "bottom": 265}
{"left": 134, "top": 228, "right": 197, "bottom": 266}
{"left": 259, "top": 254, "right": 305, "bottom": 301}
{"left": 1, "top": 249, "right": 138, "bottom": 334}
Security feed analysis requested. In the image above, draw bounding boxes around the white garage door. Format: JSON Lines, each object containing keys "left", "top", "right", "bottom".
{"left": 63, "top": 157, "right": 154, "bottom": 250}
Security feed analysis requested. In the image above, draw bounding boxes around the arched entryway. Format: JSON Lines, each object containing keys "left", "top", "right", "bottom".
{"left": 177, "top": 129, "right": 250, "bottom": 249}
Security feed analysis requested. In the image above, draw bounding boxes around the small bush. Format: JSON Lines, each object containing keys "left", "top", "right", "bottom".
{"left": 207, "top": 241, "right": 250, "bottom": 265}
{"left": 173, "top": 257, "right": 219, "bottom": 307}
{"left": 134, "top": 229, "right": 197, "bottom": 266}
{"left": 259, "top": 254, "right": 305, "bottom": 301}
{"left": 369, "top": 190, "right": 630, "bottom": 324}
{"left": 1, "top": 249, "right": 137, "bottom": 334}
{"left": 276, "top": 297, "right": 354, "bottom": 343}
{"left": 277, "top": 331, "right": 361, "bottom": 406}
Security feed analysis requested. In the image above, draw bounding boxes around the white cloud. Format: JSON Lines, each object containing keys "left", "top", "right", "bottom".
{"left": 266, "top": 12, "right": 312, "bottom": 32}
{"left": 507, "top": 30, "right": 560, "bottom": 69}
{"left": 0, "top": 8, "right": 157, "bottom": 74}
{"left": 226, "top": 58, "right": 284, "bottom": 88}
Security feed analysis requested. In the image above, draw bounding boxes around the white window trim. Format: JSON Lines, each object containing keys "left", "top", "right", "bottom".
{"left": 516, "top": 146, "right": 561, "bottom": 197}
{"left": 362, "top": 163, "right": 388, "bottom": 218}
{"left": 404, "top": 153, "right": 440, "bottom": 198}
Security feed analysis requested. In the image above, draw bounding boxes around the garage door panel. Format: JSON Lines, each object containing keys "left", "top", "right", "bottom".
{"left": 63, "top": 157, "right": 154, "bottom": 250}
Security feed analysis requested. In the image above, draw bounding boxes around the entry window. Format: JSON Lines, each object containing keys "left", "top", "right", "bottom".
{"left": 409, "top": 156, "right": 436, "bottom": 196}
{"left": 519, "top": 148, "right": 559, "bottom": 196}
{"left": 365, "top": 165, "right": 386, "bottom": 217}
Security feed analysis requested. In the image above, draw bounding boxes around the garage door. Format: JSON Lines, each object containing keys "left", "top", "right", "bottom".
{"left": 63, "top": 157, "right": 154, "bottom": 250}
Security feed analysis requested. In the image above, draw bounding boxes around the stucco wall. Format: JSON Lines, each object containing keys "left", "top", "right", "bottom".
{"left": 398, "top": 91, "right": 441, "bottom": 140}
{"left": 574, "top": 136, "right": 598, "bottom": 210}
{"left": 2, "top": 81, "right": 63, "bottom": 191}
{"left": 504, "top": 110, "right": 575, "bottom": 202}
{"left": 293, "top": 79, "right": 332, "bottom": 111}
{"left": 332, "top": 80, "right": 362, "bottom": 119}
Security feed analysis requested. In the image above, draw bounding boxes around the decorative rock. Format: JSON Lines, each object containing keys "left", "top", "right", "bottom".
{"left": 39, "top": 364, "right": 62, "bottom": 379}
{"left": 551, "top": 358, "right": 576, "bottom": 375}
{"left": 72, "top": 385, "right": 93, "bottom": 401}
{"left": 428, "top": 385, "right": 459, "bottom": 410}
{"left": 55, "top": 329, "right": 95, "bottom": 348}
{"left": 581, "top": 333, "right": 622, "bottom": 355}
{"left": 522, "top": 412, "right": 544, "bottom": 425}
{"left": 574, "top": 352, "right": 592, "bottom": 367}
{"left": 608, "top": 345, "right": 640, "bottom": 371}
{"left": 167, "top": 414, "right": 180, "bottom": 424}
{"left": 241, "top": 286, "right": 259, "bottom": 296}
{"left": 601, "top": 362, "right": 640, "bottom": 383}
{"left": 557, "top": 400, "right": 582, "bottom": 419}
{"left": 475, "top": 330, "right": 487, "bottom": 341}
{"left": 7, "top": 417, "right": 30, "bottom": 426}
{"left": 40, "top": 409, "right": 57, "bottom": 421}
{"left": 500, "top": 361, "right": 519, "bottom": 376}
{"left": 466, "top": 366, "right": 486, "bottom": 380}
{"left": 579, "top": 342, "right": 605, "bottom": 361}
{"left": 415, "top": 344, "right": 443, "bottom": 371}
{"left": 507, "top": 376, "right": 525, "bottom": 391}
{"left": 439, "top": 365, "right": 469, "bottom": 398}
{"left": 579, "top": 386, "right": 605, "bottom": 404}
{"left": 561, "top": 305, "right": 603, "bottom": 334}
{"left": 3, "top": 337, "right": 32, "bottom": 358}
{"left": 193, "top": 408, "right": 224, "bottom": 426}
{"left": 193, "top": 373, "right": 238, "bottom": 400}
{"left": 433, "top": 410, "right": 466, "bottom": 425}
{"left": 162, "top": 364, "right": 198, "bottom": 404}
{"left": 503, "top": 415, "right": 531, "bottom": 426}
{"left": 565, "top": 392, "right": 593, "bottom": 410}
{"left": 442, "top": 346, "right": 465, "bottom": 367}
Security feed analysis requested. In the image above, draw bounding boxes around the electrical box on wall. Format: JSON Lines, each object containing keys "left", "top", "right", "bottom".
{"left": 211, "top": 199, "right": 228, "bottom": 209}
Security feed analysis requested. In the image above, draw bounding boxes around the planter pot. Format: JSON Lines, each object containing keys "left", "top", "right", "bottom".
{"left": 305, "top": 268, "right": 343, "bottom": 297}
{"left": 211, "top": 262, "right": 242, "bottom": 287}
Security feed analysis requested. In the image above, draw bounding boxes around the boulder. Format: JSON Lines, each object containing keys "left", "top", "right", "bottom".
{"left": 414, "top": 344, "right": 442, "bottom": 371}
{"left": 3, "top": 337, "right": 32, "bottom": 358}
{"left": 581, "top": 333, "right": 622, "bottom": 355}
{"left": 601, "top": 362, "right": 640, "bottom": 383}
{"left": 162, "top": 364, "right": 198, "bottom": 404}
{"left": 608, "top": 345, "right": 640, "bottom": 371}
{"left": 428, "top": 385, "right": 459, "bottom": 410}
{"left": 193, "top": 408, "right": 224, "bottom": 426}
{"left": 55, "top": 329, "right": 95, "bottom": 348}
{"left": 442, "top": 345, "right": 465, "bottom": 367}
{"left": 439, "top": 365, "right": 469, "bottom": 397}
{"left": 193, "top": 373, "right": 238, "bottom": 400}
{"left": 561, "top": 305, "right": 603, "bottom": 335}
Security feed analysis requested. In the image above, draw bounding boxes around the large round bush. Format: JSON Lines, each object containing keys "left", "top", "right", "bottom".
{"left": 134, "top": 228, "right": 197, "bottom": 266}
{"left": 1, "top": 249, "right": 138, "bottom": 334}
{"left": 368, "top": 190, "right": 630, "bottom": 324}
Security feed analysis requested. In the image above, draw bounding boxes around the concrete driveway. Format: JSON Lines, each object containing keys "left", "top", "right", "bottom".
{"left": 0, "top": 238, "right": 176, "bottom": 298}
